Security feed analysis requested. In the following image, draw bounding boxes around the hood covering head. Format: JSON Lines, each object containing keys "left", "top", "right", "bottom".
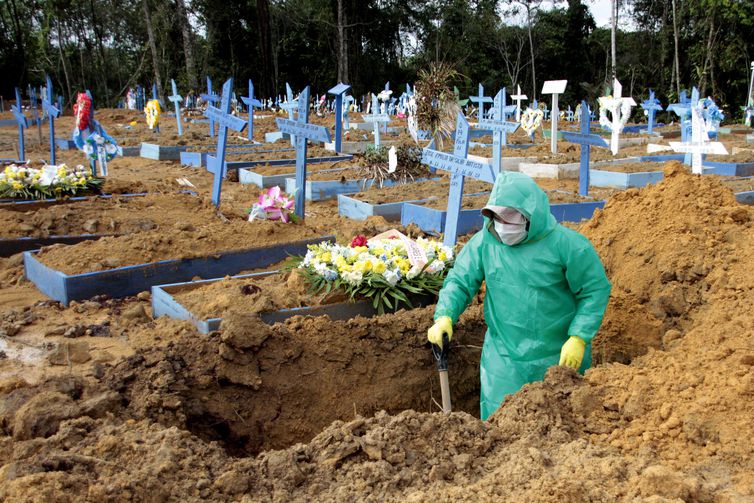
{"left": 481, "top": 172, "right": 556, "bottom": 244}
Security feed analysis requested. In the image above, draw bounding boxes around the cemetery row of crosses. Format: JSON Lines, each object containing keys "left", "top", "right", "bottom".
{"left": 1, "top": 54, "right": 754, "bottom": 500}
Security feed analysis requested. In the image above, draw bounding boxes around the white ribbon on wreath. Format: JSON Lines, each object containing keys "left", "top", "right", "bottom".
{"left": 520, "top": 108, "right": 543, "bottom": 136}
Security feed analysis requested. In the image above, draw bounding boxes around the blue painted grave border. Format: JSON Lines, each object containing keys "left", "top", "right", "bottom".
{"left": 207, "top": 154, "right": 352, "bottom": 175}
{"left": 23, "top": 235, "right": 334, "bottom": 306}
{"left": 285, "top": 176, "right": 435, "bottom": 202}
{"left": 152, "top": 269, "right": 385, "bottom": 334}
{"left": 702, "top": 161, "right": 754, "bottom": 177}
{"left": 239, "top": 167, "right": 349, "bottom": 189}
{"left": 337, "top": 193, "right": 436, "bottom": 221}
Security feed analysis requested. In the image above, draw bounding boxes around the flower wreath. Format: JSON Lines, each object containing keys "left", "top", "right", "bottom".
{"left": 145, "top": 99, "right": 161, "bottom": 129}
{"left": 598, "top": 96, "right": 632, "bottom": 132}
{"left": 84, "top": 132, "right": 119, "bottom": 162}
{"left": 520, "top": 108, "right": 544, "bottom": 135}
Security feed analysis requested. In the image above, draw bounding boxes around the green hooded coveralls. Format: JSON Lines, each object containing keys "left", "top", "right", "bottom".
{"left": 434, "top": 172, "right": 611, "bottom": 420}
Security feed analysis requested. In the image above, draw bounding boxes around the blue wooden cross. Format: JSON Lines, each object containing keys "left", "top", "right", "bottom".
{"left": 29, "top": 87, "right": 41, "bottom": 129}
{"left": 279, "top": 83, "right": 299, "bottom": 146}
{"left": 469, "top": 84, "right": 492, "bottom": 121}
{"left": 276, "top": 86, "right": 331, "bottom": 220}
{"left": 151, "top": 83, "right": 160, "bottom": 105}
{"left": 11, "top": 88, "right": 29, "bottom": 162}
{"left": 474, "top": 89, "right": 520, "bottom": 174}
{"left": 201, "top": 77, "right": 220, "bottom": 137}
{"left": 207, "top": 78, "right": 248, "bottom": 207}
{"left": 362, "top": 94, "right": 391, "bottom": 147}
{"left": 168, "top": 79, "right": 184, "bottom": 136}
{"left": 421, "top": 112, "right": 497, "bottom": 247}
{"left": 641, "top": 89, "right": 663, "bottom": 135}
{"left": 240, "top": 79, "right": 263, "bottom": 142}
{"left": 562, "top": 101, "right": 609, "bottom": 197}
{"left": 328, "top": 82, "right": 351, "bottom": 153}
{"left": 42, "top": 75, "right": 61, "bottom": 164}
{"left": 667, "top": 88, "right": 698, "bottom": 163}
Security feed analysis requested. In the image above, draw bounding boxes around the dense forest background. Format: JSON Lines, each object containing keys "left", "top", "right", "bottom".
{"left": 1, "top": 0, "right": 753, "bottom": 115}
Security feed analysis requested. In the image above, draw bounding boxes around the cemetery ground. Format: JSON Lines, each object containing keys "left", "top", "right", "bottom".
{"left": 1, "top": 111, "right": 754, "bottom": 501}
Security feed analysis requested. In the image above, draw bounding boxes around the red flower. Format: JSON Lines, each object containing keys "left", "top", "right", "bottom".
{"left": 350, "top": 235, "right": 368, "bottom": 248}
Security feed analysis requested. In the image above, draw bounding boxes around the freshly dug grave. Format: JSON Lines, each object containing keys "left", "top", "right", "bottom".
{"left": 0, "top": 192, "right": 209, "bottom": 238}
{"left": 351, "top": 177, "right": 492, "bottom": 205}
{"left": 34, "top": 219, "right": 326, "bottom": 274}
{"left": 469, "top": 142, "right": 649, "bottom": 164}
{"left": 172, "top": 268, "right": 323, "bottom": 319}
{"left": 2, "top": 162, "right": 754, "bottom": 501}
{"left": 242, "top": 159, "right": 351, "bottom": 176}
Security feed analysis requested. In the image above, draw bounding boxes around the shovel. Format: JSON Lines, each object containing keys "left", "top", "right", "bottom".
{"left": 431, "top": 333, "right": 452, "bottom": 414}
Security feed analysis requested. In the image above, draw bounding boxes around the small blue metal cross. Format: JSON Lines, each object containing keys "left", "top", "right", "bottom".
{"left": 11, "top": 88, "right": 29, "bottom": 162}
{"left": 641, "top": 89, "right": 664, "bottom": 135}
{"left": 474, "top": 88, "right": 520, "bottom": 174}
{"left": 42, "top": 75, "right": 61, "bottom": 164}
{"left": 240, "top": 79, "right": 263, "bottom": 142}
{"left": 201, "top": 77, "right": 221, "bottom": 137}
{"left": 421, "top": 112, "right": 497, "bottom": 247}
{"left": 562, "top": 101, "right": 609, "bottom": 196}
{"left": 276, "top": 86, "right": 331, "bottom": 220}
{"left": 207, "top": 78, "right": 248, "bottom": 207}
{"left": 469, "top": 84, "right": 493, "bottom": 121}
{"left": 361, "top": 94, "right": 391, "bottom": 147}
{"left": 168, "top": 79, "right": 184, "bottom": 136}
{"left": 328, "top": 82, "right": 352, "bottom": 153}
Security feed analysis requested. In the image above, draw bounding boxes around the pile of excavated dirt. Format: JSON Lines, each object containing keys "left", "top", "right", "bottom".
{"left": 2, "top": 161, "right": 754, "bottom": 501}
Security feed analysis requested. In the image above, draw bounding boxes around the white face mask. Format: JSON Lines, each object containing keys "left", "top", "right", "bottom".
{"left": 490, "top": 207, "right": 528, "bottom": 246}
{"left": 494, "top": 220, "right": 528, "bottom": 246}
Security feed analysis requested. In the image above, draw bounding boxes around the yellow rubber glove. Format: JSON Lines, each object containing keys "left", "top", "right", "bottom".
{"left": 559, "top": 336, "right": 586, "bottom": 369}
{"left": 428, "top": 316, "right": 453, "bottom": 347}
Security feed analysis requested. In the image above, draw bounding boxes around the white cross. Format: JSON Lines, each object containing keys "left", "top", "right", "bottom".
{"left": 511, "top": 85, "right": 528, "bottom": 122}
{"left": 600, "top": 79, "right": 637, "bottom": 155}
{"left": 541, "top": 80, "right": 567, "bottom": 154}
{"left": 669, "top": 105, "right": 728, "bottom": 174}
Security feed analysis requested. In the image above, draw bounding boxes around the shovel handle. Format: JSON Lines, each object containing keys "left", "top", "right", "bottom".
{"left": 431, "top": 333, "right": 450, "bottom": 372}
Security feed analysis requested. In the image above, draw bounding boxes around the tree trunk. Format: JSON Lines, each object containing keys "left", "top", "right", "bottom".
{"left": 671, "top": 0, "right": 681, "bottom": 98}
{"left": 175, "top": 0, "right": 198, "bottom": 90}
{"left": 610, "top": 0, "right": 617, "bottom": 81}
{"left": 256, "top": 0, "right": 274, "bottom": 97}
{"left": 143, "top": 0, "right": 162, "bottom": 97}
{"left": 56, "top": 19, "right": 73, "bottom": 107}
{"left": 527, "top": 6, "right": 536, "bottom": 100}
{"left": 336, "top": 0, "right": 348, "bottom": 83}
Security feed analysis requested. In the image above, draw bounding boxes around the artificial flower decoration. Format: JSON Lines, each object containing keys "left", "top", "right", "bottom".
{"left": 247, "top": 186, "right": 296, "bottom": 223}
{"left": 83, "top": 132, "right": 119, "bottom": 162}
{"left": 520, "top": 108, "right": 544, "bottom": 136}
{"left": 145, "top": 99, "right": 161, "bottom": 130}
{"left": 0, "top": 163, "right": 102, "bottom": 200}
{"left": 294, "top": 231, "right": 454, "bottom": 314}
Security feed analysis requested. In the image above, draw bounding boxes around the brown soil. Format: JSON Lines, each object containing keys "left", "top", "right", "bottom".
{"left": 2, "top": 114, "right": 754, "bottom": 502}
{"left": 351, "top": 177, "right": 492, "bottom": 205}
{"left": 172, "top": 268, "right": 319, "bottom": 319}
{"left": 592, "top": 161, "right": 666, "bottom": 173}
{"left": 0, "top": 192, "right": 206, "bottom": 238}
{"left": 706, "top": 151, "right": 754, "bottom": 163}
{"left": 34, "top": 219, "right": 325, "bottom": 275}
{"left": 242, "top": 159, "right": 352, "bottom": 176}
{"left": 721, "top": 177, "right": 754, "bottom": 193}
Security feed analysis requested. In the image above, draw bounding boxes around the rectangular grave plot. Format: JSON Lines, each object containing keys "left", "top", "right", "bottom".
{"left": 152, "top": 271, "right": 381, "bottom": 334}
{"left": 589, "top": 169, "right": 664, "bottom": 189}
{"left": 401, "top": 200, "right": 607, "bottom": 238}
{"left": 286, "top": 177, "right": 433, "bottom": 202}
{"left": 239, "top": 166, "right": 349, "bottom": 189}
{"left": 208, "top": 155, "right": 353, "bottom": 175}
{"left": 139, "top": 142, "right": 189, "bottom": 161}
{"left": 0, "top": 192, "right": 147, "bottom": 209}
{"left": 519, "top": 162, "right": 580, "bottom": 179}
{"left": 337, "top": 194, "right": 434, "bottom": 222}
{"left": 702, "top": 161, "right": 754, "bottom": 177}
{"left": 24, "top": 236, "right": 334, "bottom": 306}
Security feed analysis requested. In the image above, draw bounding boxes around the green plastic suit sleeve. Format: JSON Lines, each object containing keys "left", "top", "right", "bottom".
{"left": 561, "top": 232, "right": 612, "bottom": 343}
{"left": 434, "top": 231, "right": 485, "bottom": 324}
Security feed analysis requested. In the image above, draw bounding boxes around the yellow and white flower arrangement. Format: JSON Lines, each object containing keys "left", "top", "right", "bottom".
{"left": 520, "top": 107, "right": 544, "bottom": 136}
{"left": 294, "top": 232, "right": 454, "bottom": 314}
{"left": 0, "top": 163, "right": 102, "bottom": 200}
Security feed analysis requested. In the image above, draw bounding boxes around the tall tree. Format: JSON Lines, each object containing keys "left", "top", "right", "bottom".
{"left": 143, "top": 0, "right": 162, "bottom": 96}
{"left": 175, "top": 0, "right": 198, "bottom": 90}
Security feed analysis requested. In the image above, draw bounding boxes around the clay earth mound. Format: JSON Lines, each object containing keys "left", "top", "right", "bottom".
{"left": 2, "top": 162, "right": 754, "bottom": 501}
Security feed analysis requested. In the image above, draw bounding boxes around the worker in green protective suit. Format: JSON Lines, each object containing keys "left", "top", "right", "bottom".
{"left": 427, "top": 172, "right": 611, "bottom": 420}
